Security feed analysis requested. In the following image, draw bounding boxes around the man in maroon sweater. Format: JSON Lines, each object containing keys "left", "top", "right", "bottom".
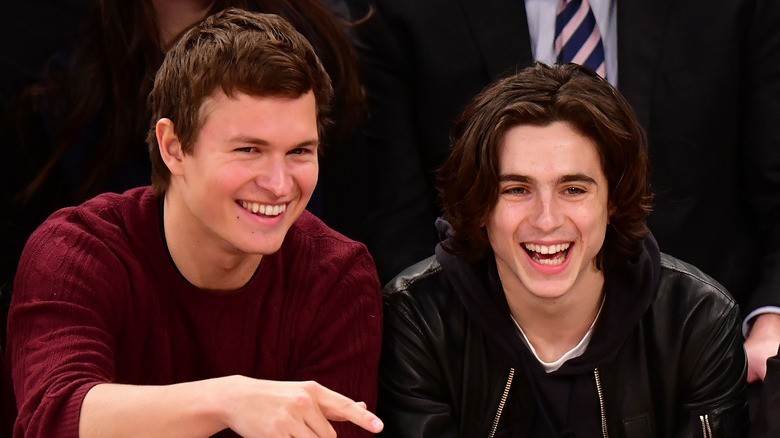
{"left": 6, "top": 9, "right": 383, "bottom": 438}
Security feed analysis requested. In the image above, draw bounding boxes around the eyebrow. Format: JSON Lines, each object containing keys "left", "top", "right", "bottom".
{"left": 499, "top": 173, "right": 598, "bottom": 185}
{"left": 559, "top": 173, "right": 598, "bottom": 185}
{"left": 229, "top": 135, "right": 320, "bottom": 149}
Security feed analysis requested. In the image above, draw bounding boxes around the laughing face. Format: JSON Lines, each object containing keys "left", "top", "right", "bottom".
{"left": 486, "top": 121, "right": 610, "bottom": 302}
{"left": 164, "top": 90, "right": 319, "bottom": 263}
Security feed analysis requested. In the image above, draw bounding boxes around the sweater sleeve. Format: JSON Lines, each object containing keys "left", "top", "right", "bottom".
{"left": 8, "top": 216, "right": 126, "bottom": 438}
{"left": 290, "top": 241, "right": 383, "bottom": 438}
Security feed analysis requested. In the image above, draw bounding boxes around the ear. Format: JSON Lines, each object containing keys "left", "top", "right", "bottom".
{"left": 607, "top": 203, "right": 617, "bottom": 225}
{"left": 156, "top": 118, "right": 185, "bottom": 176}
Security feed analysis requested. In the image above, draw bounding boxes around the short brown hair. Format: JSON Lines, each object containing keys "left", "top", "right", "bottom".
{"left": 438, "top": 63, "right": 652, "bottom": 268}
{"left": 147, "top": 8, "right": 334, "bottom": 194}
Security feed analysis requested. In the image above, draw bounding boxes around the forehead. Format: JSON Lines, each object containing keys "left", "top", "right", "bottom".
{"left": 194, "top": 90, "right": 318, "bottom": 141}
{"left": 198, "top": 88, "right": 316, "bottom": 121}
{"left": 498, "top": 122, "right": 605, "bottom": 181}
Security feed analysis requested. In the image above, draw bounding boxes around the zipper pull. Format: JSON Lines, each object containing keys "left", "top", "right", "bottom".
{"left": 699, "top": 414, "right": 712, "bottom": 437}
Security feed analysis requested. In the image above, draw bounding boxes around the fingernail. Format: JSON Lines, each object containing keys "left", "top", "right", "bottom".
{"left": 371, "top": 418, "right": 384, "bottom": 431}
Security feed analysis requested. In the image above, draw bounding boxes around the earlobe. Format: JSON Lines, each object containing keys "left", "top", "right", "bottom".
{"left": 156, "top": 118, "right": 185, "bottom": 175}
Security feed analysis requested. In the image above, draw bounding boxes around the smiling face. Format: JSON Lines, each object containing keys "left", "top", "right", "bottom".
{"left": 486, "top": 121, "right": 610, "bottom": 303}
{"left": 165, "top": 90, "right": 319, "bottom": 263}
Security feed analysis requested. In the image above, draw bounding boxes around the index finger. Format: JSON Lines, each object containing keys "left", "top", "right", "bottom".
{"left": 317, "top": 386, "right": 384, "bottom": 433}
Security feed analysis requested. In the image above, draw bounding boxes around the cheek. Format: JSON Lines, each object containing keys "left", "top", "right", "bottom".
{"left": 579, "top": 213, "right": 609, "bottom": 247}
{"left": 579, "top": 198, "right": 610, "bottom": 229}
{"left": 211, "top": 164, "right": 256, "bottom": 189}
{"left": 485, "top": 205, "right": 517, "bottom": 244}
{"left": 294, "top": 164, "right": 319, "bottom": 193}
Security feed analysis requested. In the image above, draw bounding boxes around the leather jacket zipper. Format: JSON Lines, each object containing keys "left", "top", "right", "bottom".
{"left": 594, "top": 368, "right": 609, "bottom": 438}
{"left": 489, "top": 367, "right": 610, "bottom": 437}
{"left": 699, "top": 414, "right": 712, "bottom": 437}
{"left": 488, "top": 367, "right": 515, "bottom": 438}
{"left": 594, "top": 367, "right": 715, "bottom": 438}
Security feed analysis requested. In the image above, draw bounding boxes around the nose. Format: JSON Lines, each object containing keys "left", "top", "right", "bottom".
{"left": 255, "top": 156, "right": 292, "bottom": 197}
{"left": 530, "top": 192, "right": 563, "bottom": 231}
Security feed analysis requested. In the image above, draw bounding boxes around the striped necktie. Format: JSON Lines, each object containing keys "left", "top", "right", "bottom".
{"left": 554, "top": 0, "right": 606, "bottom": 78}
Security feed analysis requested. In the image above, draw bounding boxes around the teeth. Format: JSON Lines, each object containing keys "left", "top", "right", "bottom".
{"left": 524, "top": 243, "right": 570, "bottom": 254}
{"left": 240, "top": 201, "right": 286, "bottom": 216}
{"left": 536, "top": 257, "right": 565, "bottom": 266}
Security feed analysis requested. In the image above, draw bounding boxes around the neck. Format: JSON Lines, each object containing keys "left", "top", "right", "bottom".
{"left": 153, "top": 0, "right": 214, "bottom": 48}
{"left": 504, "top": 266, "right": 605, "bottom": 363}
{"left": 163, "top": 191, "right": 262, "bottom": 291}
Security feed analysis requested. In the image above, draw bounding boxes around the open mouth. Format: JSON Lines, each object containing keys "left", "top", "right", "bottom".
{"left": 238, "top": 200, "right": 287, "bottom": 217}
{"left": 523, "top": 243, "right": 571, "bottom": 266}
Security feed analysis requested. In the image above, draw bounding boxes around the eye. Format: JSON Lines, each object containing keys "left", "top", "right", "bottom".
{"left": 501, "top": 186, "right": 527, "bottom": 196}
{"left": 288, "top": 145, "right": 317, "bottom": 156}
{"left": 563, "top": 186, "right": 586, "bottom": 195}
{"left": 234, "top": 146, "right": 257, "bottom": 153}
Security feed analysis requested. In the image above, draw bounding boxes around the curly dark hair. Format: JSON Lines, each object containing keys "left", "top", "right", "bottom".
{"left": 438, "top": 62, "right": 652, "bottom": 269}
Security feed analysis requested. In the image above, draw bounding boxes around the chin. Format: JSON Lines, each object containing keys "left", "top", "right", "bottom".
{"left": 228, "top": 235, "right": 285, "bottom": 256}
{"left": 526, "top": 280, "right": 576, "bottom": 300}
{"left": 248, "top": 242, "right": 285, "bottom": 256}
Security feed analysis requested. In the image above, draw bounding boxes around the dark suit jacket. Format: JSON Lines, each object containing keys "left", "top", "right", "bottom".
{"left": 350, "top": 0, "right": 780, "bottom": 316}
{"left": 751, "top": 346, "right": 780, "bottom": 437}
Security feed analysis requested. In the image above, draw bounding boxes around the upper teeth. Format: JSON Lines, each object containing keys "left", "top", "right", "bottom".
{"left": 524, "top": 243, "right": 570, "bottom": 254}
{"left": 240, "top": 201, "right": 286, "bottom": 216}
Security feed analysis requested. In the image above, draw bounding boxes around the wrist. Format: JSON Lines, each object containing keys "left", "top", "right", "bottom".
{"left": 747, "top": 313, "right": 780, "bottom": 341}
{"left": 198, "top": 376, "right": 240, "bottom": 431}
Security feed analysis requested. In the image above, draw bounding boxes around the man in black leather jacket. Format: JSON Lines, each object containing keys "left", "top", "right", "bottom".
{"left": 378, "top": 63, "right": 749, "bottom": 437}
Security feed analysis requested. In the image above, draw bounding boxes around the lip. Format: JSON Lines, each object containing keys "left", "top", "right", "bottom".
{"left": 523, "top": 241, "right": 573, "bottom": 275}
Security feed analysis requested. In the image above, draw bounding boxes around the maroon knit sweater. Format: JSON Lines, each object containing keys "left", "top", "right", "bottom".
{"left": 7, "top": 187, "right": 383, "bottom": 437}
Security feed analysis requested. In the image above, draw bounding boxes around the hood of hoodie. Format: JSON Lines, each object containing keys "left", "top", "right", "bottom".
{"left": 434, "top": 216, "right": 661, "bottom": 376}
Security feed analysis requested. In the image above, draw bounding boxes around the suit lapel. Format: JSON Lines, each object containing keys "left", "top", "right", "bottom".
{"left": 617, "top": 0, "right": 674, "bottom": 129}
{"left": 459, "top": 0, "right": 535, "bottom": 81}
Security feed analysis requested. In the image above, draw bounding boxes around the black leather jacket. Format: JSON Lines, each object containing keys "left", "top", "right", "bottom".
{"left": 378, "top": 235, "right": 749, "bottom": 437}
